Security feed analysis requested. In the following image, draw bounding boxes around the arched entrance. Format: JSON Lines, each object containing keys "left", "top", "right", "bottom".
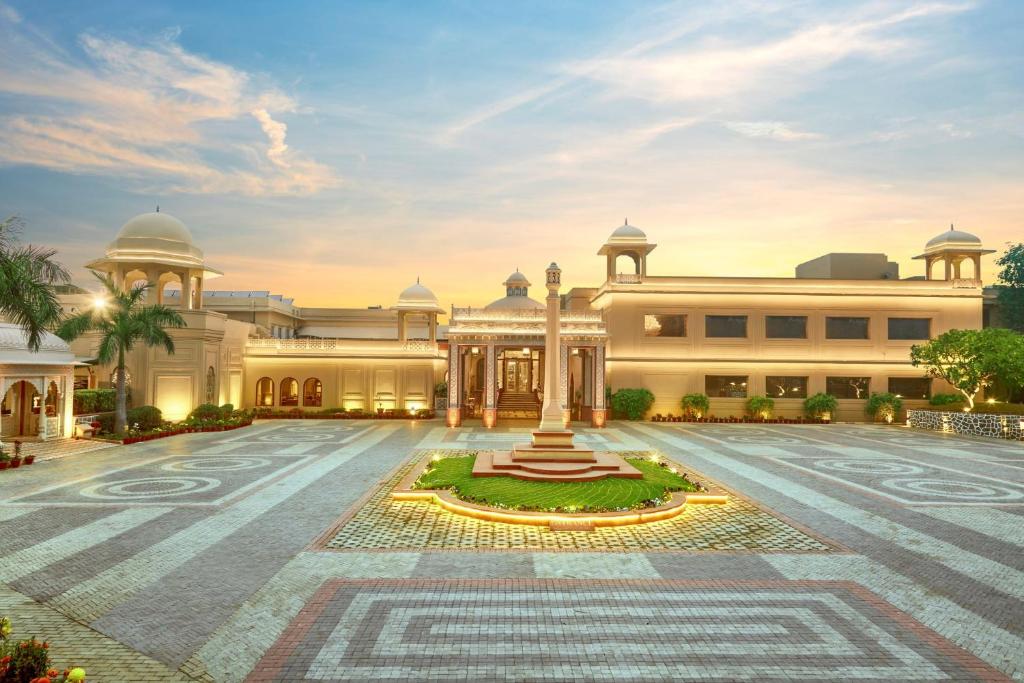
{"left": 1, "top": 380, "right": 40, "bottom": 437}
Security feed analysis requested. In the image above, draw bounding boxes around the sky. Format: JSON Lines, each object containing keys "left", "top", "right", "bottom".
{"left": 0, "top": 0, "right": 1022, "bottom": 309}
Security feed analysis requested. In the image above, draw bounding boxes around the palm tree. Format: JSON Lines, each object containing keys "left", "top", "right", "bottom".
{"left": 57, "top": 273, "right": 185, "bottom": 433}
{"left": 0, "top": 216, "right": 69, "bottom": 350}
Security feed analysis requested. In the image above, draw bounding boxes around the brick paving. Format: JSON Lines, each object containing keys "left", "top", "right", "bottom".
{"left": 0, "top": 420, "right": 1021, "bottom": 681}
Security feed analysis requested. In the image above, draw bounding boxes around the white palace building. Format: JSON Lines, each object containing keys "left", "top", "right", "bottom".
{"left": 1, "top": 210, "right": 995, "bottom": 439}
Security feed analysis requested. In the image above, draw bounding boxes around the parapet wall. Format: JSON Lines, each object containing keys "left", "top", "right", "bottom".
{"left": 907, "top": 409, "right": 1024, "bottom": 441}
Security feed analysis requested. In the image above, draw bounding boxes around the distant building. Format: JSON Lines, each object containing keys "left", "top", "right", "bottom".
{"left": 17, "top": 212, "right": 994, "bottom": 437}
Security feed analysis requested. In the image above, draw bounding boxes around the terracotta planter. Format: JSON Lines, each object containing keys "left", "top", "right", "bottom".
{"left": 0, "top": 462, "right": 8, "bottom": 470}
{"left": 10, "top": 458, "right": 21, "bottom": 468}
{"left": 24, "top": 455, "right": 35, "bottom": 465}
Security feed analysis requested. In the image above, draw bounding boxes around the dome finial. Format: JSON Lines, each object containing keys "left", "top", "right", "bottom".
{"left": 156, "top": 204, "right": 160, "bottom": 213}
{"left": 416, "top": 275, "right": 420, "bottom": 284}
{"left": 624, "top": 217, "right": 628, "bottom": 225}
{"left": 950, "top": 222, "right": 954, "bottom": 231}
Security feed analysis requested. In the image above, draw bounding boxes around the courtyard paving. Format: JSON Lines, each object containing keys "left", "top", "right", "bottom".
{"left": 0, "top": 419, "right": 1021, "bottom": 681}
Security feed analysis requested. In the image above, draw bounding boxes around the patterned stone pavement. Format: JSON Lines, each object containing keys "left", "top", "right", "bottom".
{"left": 0, "top": 419, "right": 1021, "bottom": 681}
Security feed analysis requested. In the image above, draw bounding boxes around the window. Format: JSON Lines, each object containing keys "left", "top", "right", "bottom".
{"left": 766, "top": 376, "right": 808, "bottom": 399}
{"left": 705, "top": 315, "right": 747, "bottom": 338}
{"left": 888, "top": 377, "right": 931, "bottom": 399}
{"left": 888, "top": 318, "right": 931, "bottom": 340}
{"left": 280, "top": 377, "right": 299, "bottom": 406}
{"left": 644, "top": 314, "right": 686, "bottom": 337}
{"left": 826, "top": 316, "right": 869, "bottom": 340}
{"left": 765, "top": 316, "right": 807, "bottom": 339}
{"left": 303, "top": 378, "right": 323, "bottom": 407}
{"left": 826, "top": 376, "right": 870, "bottom": 399}
{"left": 256, "top": 377, "right": 274, "bottom": 406}
{"left": 706, "top": 375, "right": 749, "bottom": 398}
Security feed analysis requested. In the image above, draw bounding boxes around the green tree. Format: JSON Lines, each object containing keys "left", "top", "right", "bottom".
{"left": 610, "top": 388, "right": 655, "bottom": 421}
{"left": 910, "top": 328, "right": 1024, "bottom": 409}
{"left": 0, "top": 216, "right": 69, "bottom": 350}
{"left": 57, "top": 274, "right": 185, "bottom": 433}
{"left": 995, "top": 243, "right": 1024, "bottom": 332}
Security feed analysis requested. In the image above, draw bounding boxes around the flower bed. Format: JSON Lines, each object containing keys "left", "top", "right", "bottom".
{"left": 1, "top": 615, "right": 87, "bottom": 682}
{"left": 651, "top": 415, "right": 829, "bottom": 424}
{"left": 120, "top": 419, "right": 254, "bottom": 444}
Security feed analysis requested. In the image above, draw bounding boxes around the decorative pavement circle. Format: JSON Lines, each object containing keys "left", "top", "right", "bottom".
{"left": 161, "top": 457, "right": 273, "bottom": 472}
{"left": 317, "top": 450, "right": 837, "bottom": 553}
{"left": 880, "top": 477, "right": 1024, "bottom": 501}
{"left": 815, "top": 459, "right": 926, "bottom": 476}
{"left": 78, "top": 476, "right": 221, "bottom": 500}
{"left": 249, "top": 579, "right": 1010, "bottom": 683}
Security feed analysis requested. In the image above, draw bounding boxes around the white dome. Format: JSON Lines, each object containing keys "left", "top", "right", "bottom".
{"left": 926, "top": 228, "right": 982, "bottom": 249}
{"left": 0, "top": 323, "right": 75, "bottom": 365}
{"left": 484, "top": 294, "right": 545, "bottom": 311}
{"left": 117, "top": 212, "right": 195, "bottom": 246}
{"left": 393, "top": 279, "right": 444, "bottom": 313}
{"left": 607, "top": 221, "right": 647, "bottom": 243}
{"left": 503, "top": 270, "right": 531, "bottom": 287}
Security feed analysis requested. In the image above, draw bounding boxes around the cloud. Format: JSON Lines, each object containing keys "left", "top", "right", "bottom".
{"left": 0, "top": 15, "right": 337, "bottom": 195}
{"left": 565, "top": 3, "right": 972, "bottom": 104}
{"left": 725, "top": 121, "right": 824, "bottom": 141}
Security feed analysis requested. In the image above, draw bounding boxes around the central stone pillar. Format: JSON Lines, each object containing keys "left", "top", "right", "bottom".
{"left": 511, "top": 262, "right": 594, "bottom": 461}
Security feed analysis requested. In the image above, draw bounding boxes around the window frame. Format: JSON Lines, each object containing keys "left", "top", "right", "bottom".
{"left": 765, "top": 375, "right": 809, "bottom": 399}
{"left": 887, "top": 317, "right": 931, "bottom": 341}
{"left": 887, "top": 377, "right": 931, "bottom": 400}
{"left": 280, "top": 377, "right": 299, "bottom": 407}
{"left": 643, "top": 313, "right": 688, "bottom": 338}
{"left": 765, "top": 315, "right": 809, "bottom": 340}
{"left": 704, "top": 315, "right": 749, "bottom": 339}
{"left": 303, "top": 377, "right": 323, "bottom": 407}
{"left": 705, "top": 375, "right": 750, "bottom": 398}
{"left": 825, "top": 376, "right": 871, "bottom": 399}
{"left": 825, "top": 316, "right": 871, "bottom": 340}
{"left": 256, "top": 377, "right": 274, "bottom": 407}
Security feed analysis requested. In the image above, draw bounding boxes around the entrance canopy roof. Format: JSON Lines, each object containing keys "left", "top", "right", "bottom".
{"left": 448, "top": 307, "right": 606, "bottom": 342}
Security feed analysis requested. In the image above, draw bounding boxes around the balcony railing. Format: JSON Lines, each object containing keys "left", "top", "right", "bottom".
{"left": 615, "top": 273, "right": 642, "bottom": 284}
{"left": 246, "top": 337, "right": 439, "bottom": 354}
{"left": 952, "top": 278, "right": 982, "bottom": 289}
{"left": 450, "top": 307, "right": 603, "bottom": 322}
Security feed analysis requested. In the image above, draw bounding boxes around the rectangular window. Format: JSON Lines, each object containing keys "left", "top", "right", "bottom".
{"left": 888, "top": 318, "right": 931, "bottom": 340}
{"left": 705, "top": 315, "right": 748, "bottom": 338}
{"left": 888, "top": 377, "right": 931, "bottom": 399}
{"left": 644, "top": 314, "right": 687, "bottom": 337}
{"left": 766, "top": 376, "right": 808, "bottom": 399}
{"left": 765, "top": 316, "right": 808, "bottom": 339}
{"left": 826, "top": 316, "right": 870, "bottom": 340}
{"left": 705, "top": 375, "right": 749, "bottom": 398}
{"left": 826, "top": 376, "right": 871, "bottom": 399}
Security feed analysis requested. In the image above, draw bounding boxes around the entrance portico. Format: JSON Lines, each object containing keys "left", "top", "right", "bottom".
{"left": 445, "top": 270, "right": 607, "bottom": 428}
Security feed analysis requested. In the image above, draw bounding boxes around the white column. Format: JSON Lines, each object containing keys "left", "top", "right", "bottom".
{"left": 447, "top": 345, "right": 459, "bottom": 410}
{"left": 538, "top": 263, "right": 564, "bottom": 432}
{"left": 594, "top": 345, "right": 606, "bottom": 409}
{"left": 38, "top": 376, "right": 47, "bottom": 441}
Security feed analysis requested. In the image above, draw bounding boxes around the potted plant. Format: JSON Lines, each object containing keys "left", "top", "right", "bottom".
{"left": 0, "top": 446, "right": 9, "bottom": 470}
{"left": 804, "top": 393, "right": 838, "bottom": 422}
{"left": 16, "top": 441, "right": 33, "bottom": 465}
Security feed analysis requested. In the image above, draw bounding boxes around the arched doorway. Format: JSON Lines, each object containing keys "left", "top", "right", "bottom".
{"left": 2, "top": 381, "right": 41, "bottom": 437}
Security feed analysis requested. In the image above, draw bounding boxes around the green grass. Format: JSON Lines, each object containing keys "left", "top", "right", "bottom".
{"left": 413, "top": 454, "right": 699, "bottom": 513}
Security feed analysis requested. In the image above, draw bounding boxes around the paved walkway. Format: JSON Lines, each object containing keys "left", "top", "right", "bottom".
{"left": 0, "top": 420, "right": 1021, "bottom": 681}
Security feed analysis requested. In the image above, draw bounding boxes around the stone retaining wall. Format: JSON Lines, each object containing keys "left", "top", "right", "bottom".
{"left": 907, "top": 409, "right": 1024, "bottom": 440}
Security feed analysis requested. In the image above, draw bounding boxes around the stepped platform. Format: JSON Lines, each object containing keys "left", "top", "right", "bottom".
{"left": 472, "top": 449, "right": 642, "bottom": 482}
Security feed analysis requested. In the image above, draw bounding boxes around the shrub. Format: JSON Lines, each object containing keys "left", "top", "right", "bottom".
{"left": 804, "top": 393, "right": 838, "bottom": 419}
{"left": 866, "top": 392, "right": 903, "bottom": 423}
{"left": 187, "top": 403, "right": 222, "bottom": 422}
{"left": 929, "top": 393, "right": 963, "bottom": 406}
{"left": 94, "top": 413, "right": 115, "bottom": 434}
{"left": 925, "top": 401, "right": 1024, "bottom": 415}
{"left": 219, "top": 403, "right": 234, "bottom": 417}
{"left": 434, "top": 382, "right": 448, "bottom": 398}
{"left": 611, "top": 388, "right": 655, "bottom": 421}
{"left": 745, "top": 396, "right": 775, "bottom": 419}
{"left": 680, "top": 393, "right": 710, "bottom": 418}
{"left": 126, "top": 405, "right": 163, "bottom": 431}
{"left": 72, "top": 388, "right": 117, "bottom": 414}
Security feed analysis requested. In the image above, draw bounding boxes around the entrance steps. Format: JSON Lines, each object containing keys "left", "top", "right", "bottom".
{"left": 496, "top": 391, "right": 539, "bottom": 418}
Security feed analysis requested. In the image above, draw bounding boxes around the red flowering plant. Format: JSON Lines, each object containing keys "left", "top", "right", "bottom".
{"left": 0, "top": 616, "right": 86, "bottom": 683}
